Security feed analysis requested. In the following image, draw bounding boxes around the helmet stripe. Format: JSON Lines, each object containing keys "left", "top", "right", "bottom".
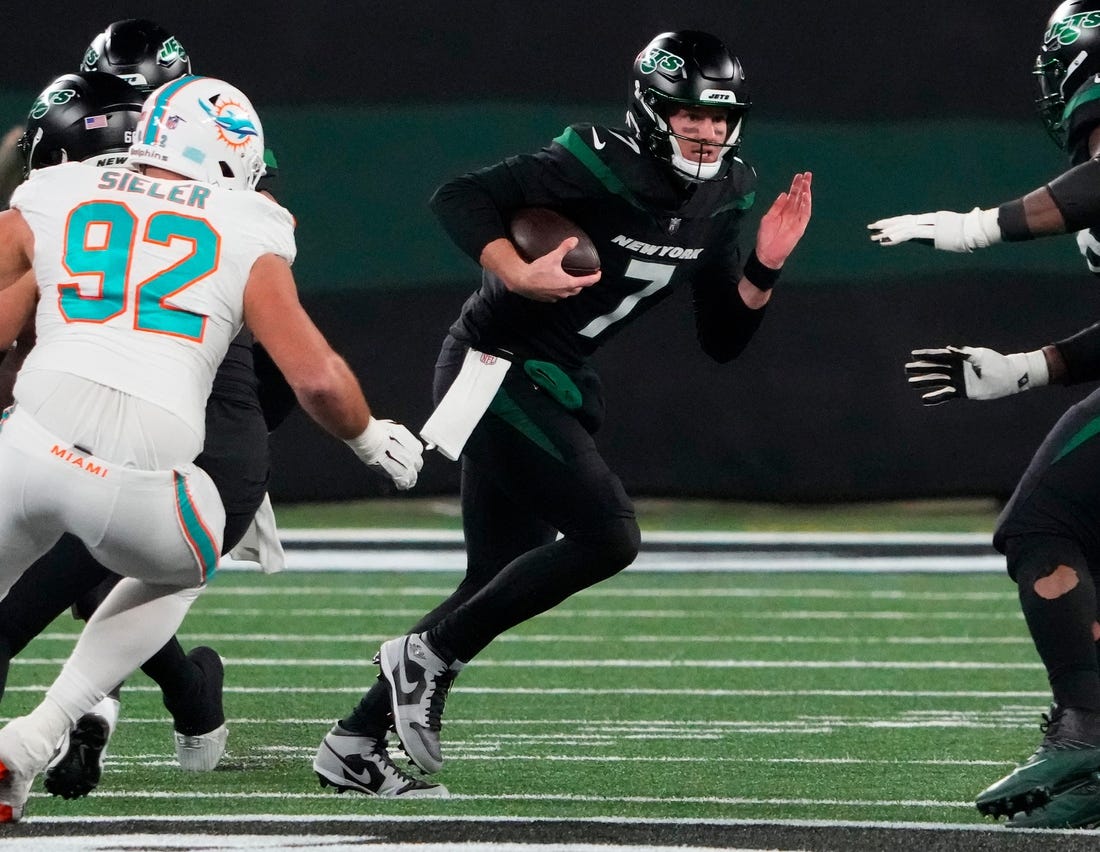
{"left": 141, "top": 74, "right": 202, "bottom": 145}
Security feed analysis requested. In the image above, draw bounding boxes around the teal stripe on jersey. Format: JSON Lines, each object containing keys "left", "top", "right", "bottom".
{"left": 143, "top": 75, "right": 201, "bottom": 145}
{"left": 173, "top": 471, "right": 218, "bottom": 581}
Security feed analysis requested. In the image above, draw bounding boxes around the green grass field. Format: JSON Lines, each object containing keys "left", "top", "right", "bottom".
{"left": 271, "top": 496, "right": 1005, "bottom": 533}
{"left": 3, "top": 559, "right": 1047, "bottom": 827}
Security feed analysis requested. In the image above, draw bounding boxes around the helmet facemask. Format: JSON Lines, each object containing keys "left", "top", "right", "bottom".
{"left": 651, "top": 94, "right": 746, "bottom": 182}
{"left": 1033, "top": 51, "right": 1086, "bottom": 149}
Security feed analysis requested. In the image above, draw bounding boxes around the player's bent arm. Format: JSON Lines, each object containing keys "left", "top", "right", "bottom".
{"left": 243, "top": 255, "right": 424, "bottom": 490}
{"left": 243, "top": 254, "right": 370, "bottom": 440}
{"left": 480, "top": 237, "right": 600, "bottom": 302}
{"left": 692, "top": 271, "right": 768, "bottom": 364}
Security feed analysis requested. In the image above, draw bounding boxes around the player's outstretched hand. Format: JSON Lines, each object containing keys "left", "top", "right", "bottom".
{"left": 347, "top": 417, "right": 425, "bottom": 490}
{"left": 754, "top": 171, "right": 812, "bottom": 269}
{"left": 905, "top": 346, "right": 1047, "bottom": 405}
{"left": 868, "top": 208, "right": 1000, "bottom": 252}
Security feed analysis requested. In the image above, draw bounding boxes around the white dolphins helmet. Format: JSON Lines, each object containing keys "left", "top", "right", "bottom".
{"left": 129, "top": 75, "right": 265, "bottom": 190}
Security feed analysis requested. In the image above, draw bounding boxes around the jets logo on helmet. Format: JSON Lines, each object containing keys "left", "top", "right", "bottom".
{"left": 1045, "top": 10, "right": 1100, "bottom": 45}
{"left": 638, "top": 48, "right": 685, "bottom": 76}
{"left": 79, "top": 19, "right": 191, "bottom": 94}
{"left": 18, "top": 71, "right": 144, "bottom": 177}
{"left": 29, "top": 89, "right": 76, "bottom": 120}
{"left": 128, "top": 75, "right": 265, "bottom": 191}
{"left": 157, "top": 37, "right": 188, "bottom": 66}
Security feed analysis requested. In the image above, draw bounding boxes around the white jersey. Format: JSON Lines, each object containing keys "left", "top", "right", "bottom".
{"left": 9, "top": 162, "right": 296, "bottom": 440}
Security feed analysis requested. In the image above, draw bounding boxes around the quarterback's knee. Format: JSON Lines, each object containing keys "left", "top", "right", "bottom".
{"left": 579, "top": 516, "right": 641, "bottom": 579}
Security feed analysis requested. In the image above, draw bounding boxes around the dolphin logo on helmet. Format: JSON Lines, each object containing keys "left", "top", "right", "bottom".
{"left": 128, "top": 75, "right": 265, "bottom": 191}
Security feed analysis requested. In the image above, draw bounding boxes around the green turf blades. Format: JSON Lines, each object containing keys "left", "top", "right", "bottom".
{"left": 1006, "top": 772, "right": 1100, "bottom": 829}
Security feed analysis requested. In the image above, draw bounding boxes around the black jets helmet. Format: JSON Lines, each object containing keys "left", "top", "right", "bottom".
{"left": 18, "top": 71, "right": 144, "bottom": 177}
{"left": 79, "top": 19, "right": 191, "bottom": 94}
{"left": 626, "top": 30, "right": 750, "bottom": 182}
{"left": 1035, "top": 1, "right": 1100, "bottom": 148}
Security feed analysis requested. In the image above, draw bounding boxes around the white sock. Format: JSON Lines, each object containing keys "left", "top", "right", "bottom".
{"left": 44, "top": 579, "right": 201, "bottom": 723}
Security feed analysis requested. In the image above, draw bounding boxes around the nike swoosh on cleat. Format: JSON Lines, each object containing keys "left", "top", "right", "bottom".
{"left": 591, "top": 128, "right": 605, "bottom": 150}
{"left": 394, "top": 658, "right": 422, "bottom": 701}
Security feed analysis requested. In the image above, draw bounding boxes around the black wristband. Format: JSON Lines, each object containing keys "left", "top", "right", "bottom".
{"left": 997, "top": 199, "right": 1030, "bottom": 242}
{"left": 742, "top": 251, "right": 781, "bottom": 291}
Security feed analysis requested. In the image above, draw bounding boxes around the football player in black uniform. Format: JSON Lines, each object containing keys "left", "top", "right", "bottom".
{"left": 314, "top": 30, "right": 811, "bottom": 792}
{"left": 0, "top": 19, "right": 307, "bottom": 801}
{"left": 869, "top": 0, "right": 1100, "bottom": 830}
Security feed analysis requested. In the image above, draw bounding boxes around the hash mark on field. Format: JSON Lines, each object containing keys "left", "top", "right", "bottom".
{"left": 14, "top": 657, "right": 1042, "bottom": 670}
{"left": 200, "top": 585, "right": 1014, "bottom": 602}
{"left": 172, "top": 607, "right": 1027, "bottom": 620}
{"left": 21, "top": 790, "right": 977, "bottom": 808}
{"left": 106, "top": 750, "right": 1011, "bottom": 768}
{"left": 3, "top": 685, "right": 1051, "bottom": 698}
{"left": 32, "top": 631, "right": 1033, "bottom": 646}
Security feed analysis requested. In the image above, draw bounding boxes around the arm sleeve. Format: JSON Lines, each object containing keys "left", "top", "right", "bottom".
{"left": 428, "top": 140, "right": 597, "bottom": 263}
{"left": 690, "top": 214, "right": 766, "bottom": 363}
{"left": 1044, "top": 157, "right": 1100, "bottom": 234}
{"left": 1054, "top": 321, "right": 1100, "bottom": 385}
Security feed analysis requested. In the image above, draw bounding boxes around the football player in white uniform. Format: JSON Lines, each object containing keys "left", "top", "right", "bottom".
{"left": 0, "top": 75, "right": 424, "bottom": 822}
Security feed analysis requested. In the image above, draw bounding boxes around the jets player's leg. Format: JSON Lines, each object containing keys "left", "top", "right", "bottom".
{"left": 0, "top": 534, "right": 113, "bottom": 701}
{"left": 377, "top": 367, "right": 639, "bottom": 774}
{"left": 424, "top": 374, "right": 639, "bottom": 663}
{"left": 977, "top": 413, "right": 1100, "bottom": 819}
{"left": 313, "top": 461, "right": 548, "bottom": 798}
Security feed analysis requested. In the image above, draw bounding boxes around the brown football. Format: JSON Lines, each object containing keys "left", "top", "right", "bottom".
{"left": 508, "top": 207, "right": 601, "bottom": 277}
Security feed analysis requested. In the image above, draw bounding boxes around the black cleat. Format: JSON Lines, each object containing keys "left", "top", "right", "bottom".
{"left": 976, "top": 705, "right": 1100, "bottom": 818}
{"left": 43, "top": 713, "right": 111, "bottom": 800}
{"left": 313, "top": 725, "right": 448, "bottom": 797}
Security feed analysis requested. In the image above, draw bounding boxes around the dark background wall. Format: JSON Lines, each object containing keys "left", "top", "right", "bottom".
{"left": 3, "top": 1, "right": 1094, "bottom": 503}
{"left": 0, "top": 2, "right": 1054, "bottom": 120}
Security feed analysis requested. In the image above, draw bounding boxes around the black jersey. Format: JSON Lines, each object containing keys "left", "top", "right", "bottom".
{"left": 210, "top": 329, "right": 260, "bottom": 408}
{"left": 431, "top": 123, "right": 763, "bottom": 368}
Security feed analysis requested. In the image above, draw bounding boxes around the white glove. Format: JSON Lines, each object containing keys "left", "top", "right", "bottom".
{"left": 1076, "top": 228, "right": 1100, "bottom": 274}
{"left": 345, "top": 417, "right": 424, "bottom": 490}
{"left": 868, "top": 208, "right": 1002, "bottom": 252}
{"left": 904, "top": 346, "right": 1049, "bottom": 405}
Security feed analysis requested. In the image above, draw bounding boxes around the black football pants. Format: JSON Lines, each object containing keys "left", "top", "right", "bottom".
{"left": 341, "top": 339, "right": 640, "bottom": 736}
{"left": 995, "top": 386, "right": 1100, "bottom": 710}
